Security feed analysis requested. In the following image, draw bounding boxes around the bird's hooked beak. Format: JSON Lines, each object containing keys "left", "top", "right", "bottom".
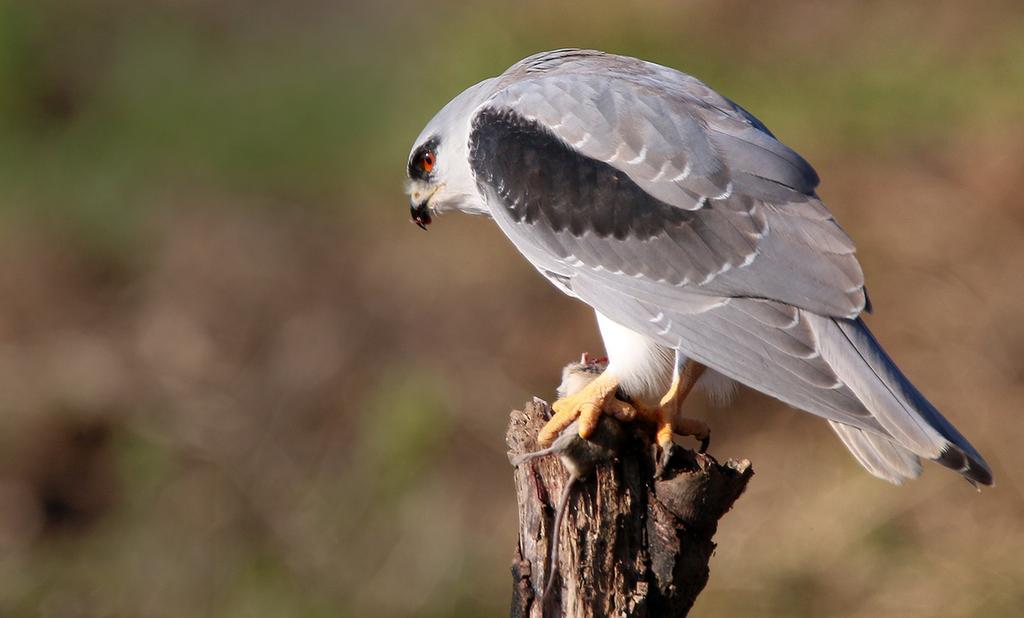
{"left": 410, "top": 199, "right": 432, "bottom": 230}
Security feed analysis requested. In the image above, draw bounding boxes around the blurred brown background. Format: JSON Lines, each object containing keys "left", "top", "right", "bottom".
{"left": 0, "top": 1, "right": 1021, "bottom": 616}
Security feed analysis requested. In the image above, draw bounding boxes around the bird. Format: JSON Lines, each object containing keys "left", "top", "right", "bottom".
{"left": 404, "top": 48, "right": 992, "bottom": 487}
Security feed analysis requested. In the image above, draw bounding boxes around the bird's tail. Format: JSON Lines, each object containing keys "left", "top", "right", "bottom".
{"left": 815, "top": 316, "right": 993, "bottom": 487}
{"left": 828, "top": 421, "right": 922, "bottom": 485}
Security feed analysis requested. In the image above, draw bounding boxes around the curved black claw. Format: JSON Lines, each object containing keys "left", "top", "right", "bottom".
{"left": 698, "top": 432, "right": 711, "bottom": 454}
{"left": 655, "top": 442, "right": 677, "bottom": 479}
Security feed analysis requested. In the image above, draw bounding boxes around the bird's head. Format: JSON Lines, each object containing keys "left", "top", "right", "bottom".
{"left": 405, "top": 79, "right": 495, "bottom": 229}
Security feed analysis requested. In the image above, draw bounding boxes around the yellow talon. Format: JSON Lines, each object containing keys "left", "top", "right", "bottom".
{"left": 635, "top": 403, "right": 675, "bottom": 451}
{"left": 536, "top": 358, "right": 710, "bottom": 454}
{"left": 538, "top": 371, "right": 633, "bottom": 446}
{"left": 644, "top": 359, "right": 711, "bottom": 453}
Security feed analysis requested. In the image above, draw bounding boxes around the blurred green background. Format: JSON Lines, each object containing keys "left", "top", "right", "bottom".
{"left": 0, "top": 1, "right": 1022, "bottom": 616}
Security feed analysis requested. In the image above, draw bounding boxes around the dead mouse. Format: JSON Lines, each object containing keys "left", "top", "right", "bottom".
{"left": 510, "top": 357, "right": 625, "bottom": 603}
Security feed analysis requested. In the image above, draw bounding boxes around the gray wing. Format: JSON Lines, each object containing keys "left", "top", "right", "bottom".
{"left": 469, "top": 52, "right": 991, "bottom": 485}
{"left": 495, "top": 49, "right": 818, "bottom": 209}
{"left": 483, "top": 53, "right": 866, "bottom": 318}
{"left": 569, "top": 267, "right": 991, "bottom": 486}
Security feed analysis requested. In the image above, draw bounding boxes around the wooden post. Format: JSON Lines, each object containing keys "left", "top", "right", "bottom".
{"left": 508, "top": 400, "right": 753, "bottom": 617}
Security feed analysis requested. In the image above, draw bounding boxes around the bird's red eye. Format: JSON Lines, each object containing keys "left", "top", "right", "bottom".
{"left": 421, "top": 151, "right": 435, "bottom": 173}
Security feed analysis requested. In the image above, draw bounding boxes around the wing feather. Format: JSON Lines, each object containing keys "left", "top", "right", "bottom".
{"left": 829, "top": 422, "right": 922, "bottom": 484}
{"left": 473, "top": 66, "right": 866, "bottom": 317}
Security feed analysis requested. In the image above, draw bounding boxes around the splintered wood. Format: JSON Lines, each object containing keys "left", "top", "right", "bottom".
{"left": 508, "top": 400, "right": 753, "bottom": 617}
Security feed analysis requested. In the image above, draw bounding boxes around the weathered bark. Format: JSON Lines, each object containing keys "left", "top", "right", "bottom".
{"left": 508, "top": 400, "right": 753, "bottom": 617}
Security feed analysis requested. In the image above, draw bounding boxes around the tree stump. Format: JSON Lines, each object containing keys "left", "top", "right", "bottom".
{"left": 508, "top": 400, "right": 753, "bottom": 617}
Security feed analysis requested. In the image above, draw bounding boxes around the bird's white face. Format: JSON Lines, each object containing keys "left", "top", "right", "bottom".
{"left": 405, "top": 79, "right": 496, "bottom": 228}
{"left": 405, "top": 136, "right": 444, "bottom": 229}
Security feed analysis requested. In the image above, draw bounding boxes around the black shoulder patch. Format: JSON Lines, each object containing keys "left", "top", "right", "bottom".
{"left": 468, "top": 107, "right": 698, "bottom": 241}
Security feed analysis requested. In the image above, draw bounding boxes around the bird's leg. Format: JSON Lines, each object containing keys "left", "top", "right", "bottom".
{"left": 538, "top": 371, "right": 635, "bottom": 446}
{"left": 638, "top": 356, "right": 710, "bottom": 457}
{"left": 665, "top": 357, "right": 710, "bottom": 451}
